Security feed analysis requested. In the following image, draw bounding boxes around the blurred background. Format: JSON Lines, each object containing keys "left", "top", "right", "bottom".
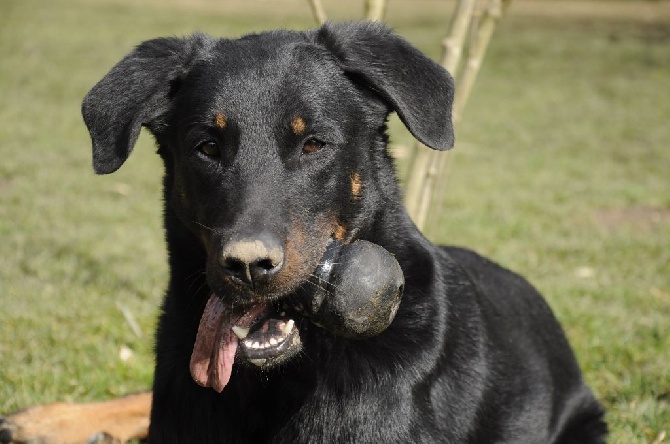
{"left": 1, "top": 0, "right": 668, "bottom": 441}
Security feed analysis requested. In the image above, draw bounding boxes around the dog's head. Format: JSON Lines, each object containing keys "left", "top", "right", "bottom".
{"left": 83, "top": 22, "right": 454, "bottom": 392}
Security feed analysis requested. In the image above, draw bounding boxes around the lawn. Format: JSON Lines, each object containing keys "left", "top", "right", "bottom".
{"left": 1, "top": 0, "right": 668, "bottom": 442}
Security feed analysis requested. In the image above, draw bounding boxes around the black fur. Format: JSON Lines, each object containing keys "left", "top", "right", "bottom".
{"left": 83, "top": 22, "right": 607, "bottom": 443}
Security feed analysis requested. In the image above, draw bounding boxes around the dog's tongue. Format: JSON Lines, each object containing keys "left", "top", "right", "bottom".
{"left": 190, "top": 294, "right": 267, "bottom": 393}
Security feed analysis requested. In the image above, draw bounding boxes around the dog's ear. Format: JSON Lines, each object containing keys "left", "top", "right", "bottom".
{"left": 315, "top": 22, "right": 455, "bottom": 150}
{"left": 82, "top": 35, "right": 212, "bottom": 174}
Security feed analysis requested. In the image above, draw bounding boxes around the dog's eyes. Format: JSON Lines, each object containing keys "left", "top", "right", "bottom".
{"left": 302, "top": 138, "right": 326, "bottom": 155}
{"left": 198, "top": 141, "right": 221, "bottom": 158}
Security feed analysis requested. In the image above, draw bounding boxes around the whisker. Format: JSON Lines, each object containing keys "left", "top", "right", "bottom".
{"left": 193, "top": 220, "right": 218, "bottom": 233}
{"left": 185, "top": 268, "right": 206, "bottom": 283}
{"left": 304, "top": 275, "right": 335, "bottom": 295}
{"left": 310, "top": 273, "right": 336, "bottom": 287}
{"left": 186, "top": 271, "right": 207, "bottom": 294}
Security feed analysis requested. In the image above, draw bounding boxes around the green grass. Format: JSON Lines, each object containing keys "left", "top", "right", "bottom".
{"left": 1, "top": 0, "right": 668, "bottom": 442}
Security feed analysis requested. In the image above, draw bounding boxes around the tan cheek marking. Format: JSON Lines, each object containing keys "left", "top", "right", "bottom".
{"left": 214, "top": 112, "right": 227, "bottom": 129}
{"left": 278, "top": 222, "right": 306, "bottom": 287}
{"left": 334, "top": 223, "right": 347, "bottom": 240}
{"left": 272, "top": 216, "right": 332, "bottom": 293}
{"left": 350, "top": 172, "right": 363, "bottom": 200}
{"left": 291, "top": 116, "right": 307, "bottom": 136}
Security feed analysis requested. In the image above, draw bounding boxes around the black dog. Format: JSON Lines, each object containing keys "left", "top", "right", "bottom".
{"left": 81, "top": 22, "right": 607, "bottom": 443}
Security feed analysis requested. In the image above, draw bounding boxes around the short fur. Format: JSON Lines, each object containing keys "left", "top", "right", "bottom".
{"left": 81, "top": 22, "right": 606, "bottom": 443}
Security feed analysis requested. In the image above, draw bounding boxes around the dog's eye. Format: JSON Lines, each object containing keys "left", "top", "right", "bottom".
{"left": 198, "top": 141, "right": 221, "bottom": 158}
{"left": 302, "top": 138, "right": 326, "bottom": 154}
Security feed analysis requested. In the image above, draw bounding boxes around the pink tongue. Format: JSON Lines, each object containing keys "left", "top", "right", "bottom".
{"left": 190, "top": 295, "right": 237, "bottom": 393}
{"left": 190, "top": 294, "right": 269, "bottom": 393}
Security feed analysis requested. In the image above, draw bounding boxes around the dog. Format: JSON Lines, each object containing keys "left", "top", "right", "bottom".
{"left": 1, "top": 22, "right": 607, "bottom": 443}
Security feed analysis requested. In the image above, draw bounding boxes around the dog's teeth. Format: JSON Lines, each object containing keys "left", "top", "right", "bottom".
{"left": 252, "top": 342, "right": 260, "bottom": 349}
{"left": 249, "top": 359, "right": 266, "bottom": 367}
{"left": 277, "top": 321, "right": 286, "bottom": 331}
{"left": 232, "top": 326, "right": 250, "bottom": 339}
{"left": 269, "top": 337, "right": 278, "bottom": 346}
{"left": 244, "top": 340, "right": 253, "bottom": 348}
{"left": 282, "top": 319, "right": 295, "bottom": 335}
{"left": 277, "top": 336, "right": 285, "bottom": 343}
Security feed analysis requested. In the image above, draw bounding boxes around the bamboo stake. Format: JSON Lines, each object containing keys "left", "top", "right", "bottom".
{"left": 308, "top": 0, "right": 386, "bottom": 25}
{"left": 403, "top": 0, "right": 478, "bottom": 226}
{"left": 308, "top": 0, "right": 328, "bottom": 25}
{"left": 403, "top": 146, "right": 432, "bottom": 220}
{"left": 365, "top": 0, "right": 387, "bottom": 21}
{"left": 442, "top": 0, "right": 479, "bottom": 73}
{"left": 453, "top": 0, "right": 508, "bottom": 126}
{"left": 405, "top": 0, "right": 511, "bottom": 232}
{"left": 425, "top": 0, "right": 511, "bottom": 233}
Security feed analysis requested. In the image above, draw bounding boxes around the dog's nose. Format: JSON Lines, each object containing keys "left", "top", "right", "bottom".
{"left": 219, "top": 234, "right": 284, "bottom": 287}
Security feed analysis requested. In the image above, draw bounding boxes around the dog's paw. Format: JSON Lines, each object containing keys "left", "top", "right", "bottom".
{"left": 0, "top": 402, "right": 100, "bottom": 444}
{"left": 0, "top": 410, "right": 51, "bottom": 444}
{"left": 0, "top": 416, "right": 19, "bottom": 444}
{"left": 0, "top": 393, "right": 150, "bottom": 444}
{"left": 0, "top": 418, "right": 120, "bottom": 444}
{"left": 86, "top": 432, "right": 121, "bottom": 444}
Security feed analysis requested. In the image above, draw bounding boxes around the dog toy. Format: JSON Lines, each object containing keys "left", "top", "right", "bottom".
{"left": 305, "top": 239, "right": 404, "bottom": 339}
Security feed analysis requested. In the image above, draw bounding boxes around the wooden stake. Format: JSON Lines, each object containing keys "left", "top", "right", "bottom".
{"left": 404, "top": 0, "right": 512, "bottom": 232}
{"left": 308, "top": 0, "right": 328, "bottom": 25}
{"left": 365, "top": 0, "right": 387, "bottom": 21}
{"left": 425, "top": 0, "right": 511, "bottom": 233}
{"left": 404, "top": 0, "right": 477, "bottom": 228}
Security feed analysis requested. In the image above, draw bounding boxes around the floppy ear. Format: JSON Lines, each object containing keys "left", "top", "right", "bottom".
{"left": 315, "top": 22, "right": 455, "bottom": 150}
{"left": 82, "top": 35, "right": 212, "bottom": 174}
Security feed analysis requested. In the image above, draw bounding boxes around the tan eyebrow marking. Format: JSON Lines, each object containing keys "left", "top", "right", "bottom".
{"left": 214, "top": 112, "right": 227, "bottom": 129}
{"left": 350, "top": 172, "right": 363, "bottom": 200}
{"left": 290, "top": 116, "right": 307, "bottom": 136}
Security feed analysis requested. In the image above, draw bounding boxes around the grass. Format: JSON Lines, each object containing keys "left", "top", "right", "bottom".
{"left": 0, "top": 0, "right": 668, "bottom": 442}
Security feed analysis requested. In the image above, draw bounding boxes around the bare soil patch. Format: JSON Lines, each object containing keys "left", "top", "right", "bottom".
{"left": 595, "top": 205, "right": 670, "bottom": 232}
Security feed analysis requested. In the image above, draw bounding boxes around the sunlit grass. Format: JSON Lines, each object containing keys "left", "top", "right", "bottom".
{"left": 1, "top": 0, "right": 668, "bottom": 442}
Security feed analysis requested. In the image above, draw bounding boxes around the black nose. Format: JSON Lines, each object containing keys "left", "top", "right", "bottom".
{"left": 219, "top": 233, "right": 284, "bottom": 287}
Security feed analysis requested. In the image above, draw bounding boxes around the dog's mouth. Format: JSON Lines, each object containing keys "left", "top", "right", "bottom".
{"left": 190, "top": 294, "right": 303, "bottom": 393}
{"left": 189, "top": 238, "right": 406, "bottom": 393}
